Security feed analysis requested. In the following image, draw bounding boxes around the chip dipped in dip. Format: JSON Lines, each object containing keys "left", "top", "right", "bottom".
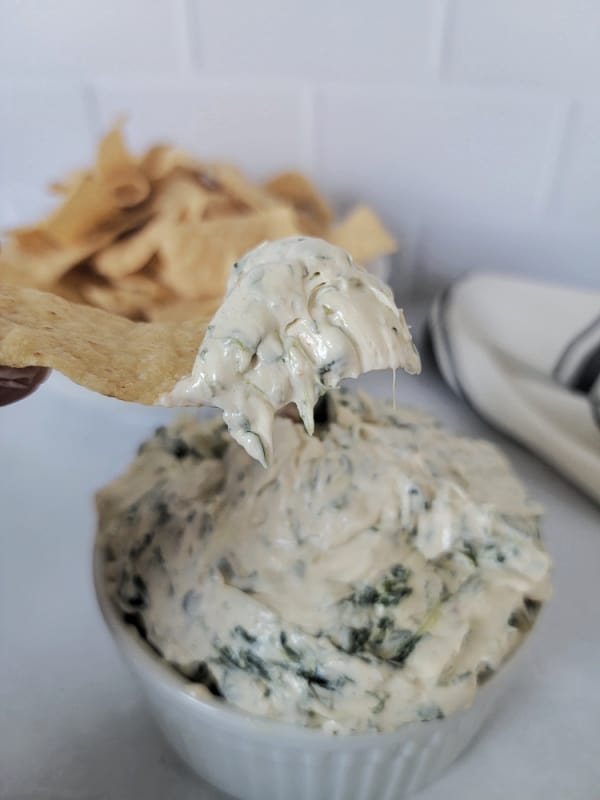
{"left": 97, "top": 389, "right": 551, "bottom": 735}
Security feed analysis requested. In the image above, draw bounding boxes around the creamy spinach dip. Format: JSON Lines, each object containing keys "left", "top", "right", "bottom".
{"left": 98, "top": 390, "right": 551, "bottom": 734}
{"left": 159, "top": 236, "right": 420, "bottom": 466}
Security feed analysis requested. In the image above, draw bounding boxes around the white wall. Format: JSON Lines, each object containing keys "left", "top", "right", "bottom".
{"left": 1, "top": 0, "right": 599, "bottom": 295}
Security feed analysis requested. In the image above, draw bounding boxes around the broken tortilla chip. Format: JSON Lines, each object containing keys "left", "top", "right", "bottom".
{"left": 139, "top": 144, "right": 198, "bottom": 182}
{"left": 96, "top": 123, "right": 150, "bottom": 208}
{"left": 41, "top": 175, "right": 118, "bottom": 247}
{"left": 92, "top": 219, "right": 162, "bottom": 280}
{"left": 1, "top": 202, "right": 153, "bottom": 289}
{"left": 78, "top": 275, "right": 168, "bottom": 320}
{"left": 147, "top": 296, "right": 222, "bottom": 323}
{"left": 48, "top": 168, "right": 90, "bottom": 196}
{"left": 209, "top": 163, "right": 277, "bottom": 211}
{"left": 156, "top": 206, "right": 299, "bottom": 298}
{"left": 264, "top": 171, "right": 332, "bottom": 235}
{"left": 50, "top": 268, "right": 90, "bottom": 305}
{"left": 203, "top": 192, "right": 245, "bottom": 219}
{"left": 1, "top": 122, "right": 398, "bottom": 326}
{"left": 328, "top": 205, "right": 397, "bottom": 264}
{"left": 0, "top": 235, "right": 99, "bottom": 290}
{"left": 0, "top": 283, "right": 211, "bottom": 403}
{"left": 153, "top": 171, "right": 210, "bottom": 221}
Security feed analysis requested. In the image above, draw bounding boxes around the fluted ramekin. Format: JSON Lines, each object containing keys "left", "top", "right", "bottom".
{"left": 93, "top": 541, "right": 537, "bottom": 800}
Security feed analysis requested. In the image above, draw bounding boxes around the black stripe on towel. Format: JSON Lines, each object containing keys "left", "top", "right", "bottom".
{"left": 571, "top": 344, "right": 600, "bottom": 393}
{"left": 553, "top": 314, "right": 600, "bottom": 389}
{"left": 428, "top": 279, "right": 473, "bottom": 406}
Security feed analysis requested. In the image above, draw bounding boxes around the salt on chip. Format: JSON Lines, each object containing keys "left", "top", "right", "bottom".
{"left": 328, "top": 205, "right": 397, "bottom": 264}
{"left": 0, "top": 283, "right": 212, "bottom": 404}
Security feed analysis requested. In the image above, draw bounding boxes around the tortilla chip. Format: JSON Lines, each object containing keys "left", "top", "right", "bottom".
{"left": 28, "top": 126, "right": 149, "bottom": 252}
{"left": 0, "top": 283, "right": 212, "bottom": 403}
{"left": 51, "top": 266, "right": 94, "bottom": 305}
{"left": 203, "top": 192, "right": 245, "bottom": 219}
{"left": 93, "top": 219, "right": 162, "bottom": 280}
{"left": 48, "top": 168, "right": 90, "bottom": 196}
{"left": 39, "top": 175, "right": 117, "bottom": 246}
{"left": 2, "top": 120, "right": 397, "bottom": 328}
{"left": 5, "top": 228, "right": 57, "bottom": 257}
{"left": 154, "top": 172, "right": 210, "bottom": 221}
{"left": 78, "top": 267, "right": 173, "bottom": 320}
{"left": 77, "top": 284, "right": 142, "bottom": 320}
{"left": 328, "top": 205, "right": 397, "bottom": 263}
{"left": 157, "top": 206, "right": 300, "bottom": 298}
{"left": 147, "top": 297, "right": 222, "bottom": 322}
{"left": 1, "top": 202, "right": 153, "bottom": 290}
{"left": 0, "top": 236, "right": 97, "bottom": 289}
{"left": 92, "top": 170, "right": 212, "bottom": 282}
{"left": 96, "top": 124, "right": 150, "bottom": 208}
{"left": 86, "top": 202, "right": 153, "bottom": 239}
{"left": 209, "top": 163, "right": 277, "bottom": 211}
{"left": 139, "top": 145, "right": 198, "bottom": 182}
{"left": 264, "top": 171, "right": 332, "bottom": 235}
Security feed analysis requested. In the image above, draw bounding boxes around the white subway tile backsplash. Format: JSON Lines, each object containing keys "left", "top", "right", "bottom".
{"left": 1, "top": 1, "right": 599, "bottom": 287}
{"left": 314, "top": 86, "right": 561, "bottom": 230}
{"left": 446, "top": 0, "right": 600, "bottom": 92}
{"left": 550, "top": 102, "right": 600, "bottom": 225}
{"left": 93, "top": 79, "right": 312, "bottom": 177}
{"left": 0, "top": 81, "right": 94, "bottom": 196}
{"left": 0, "top": 0, "right": 182, "bottom": 76}
{"left": 415, "top": 217, "right": 600, "bottom": 295}
{"left": 0, "top": 182, "right": 59, "bottom": 230}
{"left": 187, "top": 0, "right": 442, "bottom": 81}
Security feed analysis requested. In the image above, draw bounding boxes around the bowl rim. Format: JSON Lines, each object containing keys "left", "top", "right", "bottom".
{"left": 92, "top": 537, "right": 544, "bottom": 747}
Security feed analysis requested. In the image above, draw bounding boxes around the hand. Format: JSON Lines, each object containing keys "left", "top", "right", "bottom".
{"left": 0, "top": 366, "right": 49, "bottom": 406}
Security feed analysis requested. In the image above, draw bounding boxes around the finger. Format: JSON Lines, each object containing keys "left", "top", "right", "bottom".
{"left": 0, "top": 366, "right": 50, "bottom": 406}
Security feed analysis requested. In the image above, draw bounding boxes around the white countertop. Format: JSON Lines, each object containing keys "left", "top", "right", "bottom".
{"left": 1, "top": 312, "right": 599, "bottom": 800}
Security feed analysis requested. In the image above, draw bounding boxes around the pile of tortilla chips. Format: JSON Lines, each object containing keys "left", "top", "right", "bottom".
{"left": 0, "top": 123, "right": 397, "bottom": 322}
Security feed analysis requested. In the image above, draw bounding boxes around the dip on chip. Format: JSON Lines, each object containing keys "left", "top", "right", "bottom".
{"left": 0, "top": 237, "right": 419, "bottom": 466}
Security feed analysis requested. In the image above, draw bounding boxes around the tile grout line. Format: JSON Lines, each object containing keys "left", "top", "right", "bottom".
{"left": 82, "top": 82, "right": 103, "bottom": 141}
{"left": 404, "top": 219, "right": 427, "bottom": 302}
{"left": 177, "top": 0, "right": 200, "bottom": 73}
{"left": 303, "top": 83, "right": 317, "bottom": 176}
{"left": 430, "top": 0, "right": 454, "bottom": 81}
{"left": 535, "top": 98, "right": 576, "bottom": 219}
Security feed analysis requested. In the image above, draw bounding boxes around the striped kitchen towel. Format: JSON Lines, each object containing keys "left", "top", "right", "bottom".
{"left": 428, "top": 272, "right": 600, "bottom": 505}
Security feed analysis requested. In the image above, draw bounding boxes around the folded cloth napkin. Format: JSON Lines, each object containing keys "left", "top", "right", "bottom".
{"left": 428, "top": 272, "right": 600, "bottom": 505}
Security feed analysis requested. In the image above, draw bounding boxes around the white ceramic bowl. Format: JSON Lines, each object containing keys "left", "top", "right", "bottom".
{"left": 93, "top": 540, "right": 537, "bottom": 800}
